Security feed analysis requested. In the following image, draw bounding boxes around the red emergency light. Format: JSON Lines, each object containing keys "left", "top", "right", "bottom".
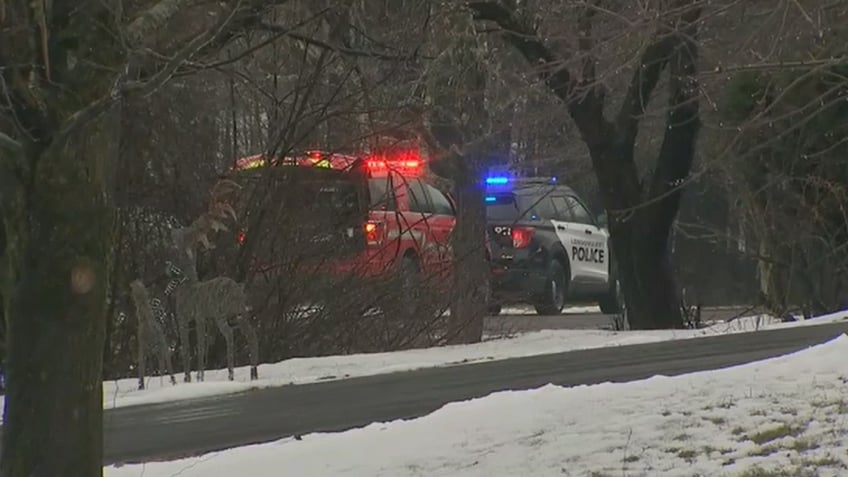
{"left": 364, "top": 149, "right": 423, "bottom": 177}
{"left": 233, "top": 149, "right": 425, "bottom": 177}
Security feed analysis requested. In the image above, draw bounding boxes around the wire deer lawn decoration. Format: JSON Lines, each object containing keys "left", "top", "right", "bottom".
{"left": 129, "top": 279, "right": 177, "bottom": 390}
{"left": 170, "top": 179, "right": 259, "bottom": 382}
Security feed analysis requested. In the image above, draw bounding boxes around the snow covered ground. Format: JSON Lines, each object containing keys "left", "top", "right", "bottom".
{"left": 105, "top": 331, "right": 848, "bottom": 477}
{"left": 78, "top": 308, "right": 848, "bottom": 411}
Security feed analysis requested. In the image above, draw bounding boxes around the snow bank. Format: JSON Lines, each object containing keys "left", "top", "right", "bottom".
{"left": 105, "top": 333, "right": 848, "bottom": 476}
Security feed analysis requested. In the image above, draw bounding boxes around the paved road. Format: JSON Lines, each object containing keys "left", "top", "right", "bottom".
{"left": 99, "top": 319, "right": 847, "bottom": 465}
{"left": 486, "top": 305, "right": 758, "bottom": 334}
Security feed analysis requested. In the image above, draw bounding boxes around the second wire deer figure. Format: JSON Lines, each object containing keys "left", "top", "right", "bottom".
{"left": 170, "top": 179, "right": 259, "bottom": 382}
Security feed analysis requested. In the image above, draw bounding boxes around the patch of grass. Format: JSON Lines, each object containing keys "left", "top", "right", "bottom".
{"left": 677, "top": 448, "right": 697, "bottom": 460}
{"left": 748, "top": 445, "right": 779, "bottom": 457}
{"left": 748, "top": 423, "right": 804, "bottom": 445}
{"left": 789, "top": 437, "right": 819, "bottom": 452}
{"left": 712, "top": 446, "right": 735, "bottom": 455}
{"left": 623, "top": 454, "right": 639, "bottom": 463}
{"left": 810, "top": 397, "right": 847, "bottom": 412}
{"left": 700, "top": 445, "right": 733, "bottom": 456}
{"left": 661, "top": 409, "right": 672, "bottom": 417}
{"left": 750, "top": 409, "right": 768, "bottom": 416}
{"left": 732, "top": 426, "right": 746, "bottom": 436}
{"left": 673, "top": 433, "right": 691, "bottom": 441}
{"left": 589, "top": 472, "right": 614, "bottom": 477}
{"left": 704, "top": 415, "right": 726, "bottom": 425}
{"left": 717, "top": 400, "right": 736, "bottom": 409}
{"left": 738, "top": 465, "right": 815, "bottom": 477}
{"left": 800, "top": 455, "right": 841, "bottom": 467}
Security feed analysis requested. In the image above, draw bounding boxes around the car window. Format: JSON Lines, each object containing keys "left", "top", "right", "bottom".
{"left": 368, "top": 177, "right": 397, "bottom": 211}
{"left": 567, "top": 196, "right": 594, "bottom": 225}
{"left": 407, "top": 179, "right": 432, "bottom": 214}
{"left": 525, "top": 195, "right": 557, "bottom": 221}
{"left": 550, "top": 196, "right": 573, "bottom": 222}
{"left": 426, "top": 185, "right": 454, "bottom": 216}
{"left": 485, "top": 193, "right": 521, "bottom": 220}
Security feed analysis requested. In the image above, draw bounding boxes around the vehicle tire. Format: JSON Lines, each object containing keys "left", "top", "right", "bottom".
{"left": 487, "top": 304, "right": 502, "bottom": 316}
{"left": 399, "top": 254, "right": 421, "bottom": 291}
{"left": 599, "top": 277, "right": 622, "bottom": 314}
{"left": 397, "top": 254, "right": 421, "bottom": 320}
{"left": 534, "top": 260, "right": 567, "bottom": 316}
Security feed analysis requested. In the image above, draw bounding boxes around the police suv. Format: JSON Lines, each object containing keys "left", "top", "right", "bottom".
{"left": 484, "top": 176, "right": 621, "bottom": 315}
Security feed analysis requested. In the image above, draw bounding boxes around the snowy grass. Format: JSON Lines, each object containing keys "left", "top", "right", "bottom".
{"left": 104, "top": 332, "right": 848, "bottom": 477}
{"left": 4, "top": 308, "right": 845, "bottom": 417}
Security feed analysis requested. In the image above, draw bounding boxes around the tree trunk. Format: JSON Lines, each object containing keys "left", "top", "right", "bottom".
{"left": 447, "top": 167, "right": 487, "bottom": 344}
{"left": 1, "top": 126, "right": 115, "bottom": 477}
{"left": 613, "top": 220, "right": 684, "bottom": 329}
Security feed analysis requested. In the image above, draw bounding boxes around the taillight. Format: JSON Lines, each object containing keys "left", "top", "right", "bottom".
{"left": 237, "top": 230, "right": 246, "bottom": 245}
{"left": 511, "top": 227, "right": 534, "bottom": 248}
{"left": 364, "top": 220, "right": 385, "bottom": 245}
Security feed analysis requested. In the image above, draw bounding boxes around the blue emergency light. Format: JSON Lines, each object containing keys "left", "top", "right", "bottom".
{"left": 485, "top": 176, "right": 510, "bottom": 185}
{"left": 485, "top": 196, "right": 497, "bottom": 202}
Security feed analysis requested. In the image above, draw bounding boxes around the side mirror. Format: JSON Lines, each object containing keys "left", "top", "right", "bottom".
{"left": 597, "top": 212, "right": 608, "bottom": 228}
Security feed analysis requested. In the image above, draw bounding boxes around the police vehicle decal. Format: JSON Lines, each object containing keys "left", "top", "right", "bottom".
{"left": 550, "top": 219, "right": 610, "bottom": 284}
{"left": 570, "top": 237, "right": 606, "bottom": 265}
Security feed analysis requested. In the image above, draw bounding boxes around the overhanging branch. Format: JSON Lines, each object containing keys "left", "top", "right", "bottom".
{"left": 125, "top": 0, "right": 199, "bottom": 48}
{"left": 468, "top": 2, "right": 574, "bottom": 101}
{"left": 615, "top": 0, "right": 701, "bottom": 156}
{"left": 468, "top": 1, "right": 609, "bottom": 147}
{"left": 257, "top": 22, "right": 428, "bottom": 61}
{"left": 647, "top": 5, "right": 703, "bottom": 243}
{"left": 58, "top": 0, "right": 247, "bottom": 143}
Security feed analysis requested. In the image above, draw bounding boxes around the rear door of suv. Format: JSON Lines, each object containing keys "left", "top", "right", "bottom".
{"left": 549, "top": 193, "right": 609, "bottom": 289}
{"left": 233, "top": 165, "right": 371, "bottom": 271}
{"left": 402, "top": 179, "right": 455, "bottom": 276}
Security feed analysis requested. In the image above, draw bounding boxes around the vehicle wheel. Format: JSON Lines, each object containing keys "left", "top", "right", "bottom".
{"left": 399, "top": 255, "right": 421, "bottom": 291}
{"left": 534, "top": 260, "right": 567, "bottom": 315}
{"left": 397, "top": 255, "right": 422, "bottom": 320}
{"left": 487, "top": 304, "right": 502, "bottom": 316}
{"left": 599, "top": 277, "right": 622, "bottom": 314}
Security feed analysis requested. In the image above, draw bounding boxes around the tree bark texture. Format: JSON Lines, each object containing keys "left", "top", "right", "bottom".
{"left": 425, "top": 23, "right": 489, "bottom": 343}
{"left": 1, "top": 122, "right": 115, "bottom": 477}
{"left": 448, "top": 165, "right": 489, "bottom": 343}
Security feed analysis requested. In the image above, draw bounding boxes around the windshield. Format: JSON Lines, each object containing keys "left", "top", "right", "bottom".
{"left": 485, "top": 193, "right": 520, "bottom": 221}
{"left": 368, "top": 177, "right": 397, "bottom": 211}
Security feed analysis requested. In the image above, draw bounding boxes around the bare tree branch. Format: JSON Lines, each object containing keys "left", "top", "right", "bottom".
{"left": 125, "top": 0, "right": 203, "bottom": 48}
{"left": 468, "top": 1, "right": 610, "bottom": 148}
{"left": 257, "top": 22, "right": 430, "bottom": 61}
{"left": 614, "top": 34, "right": 678, "bottom": 157}
{"left": 649, "top": 34, "right": 701, "bottom": 243}
{"left": 468, "top": 2, "right": 575, "bottom": 102}
{"left": 59, "top": 1, "right": 246, "bottom": 144}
